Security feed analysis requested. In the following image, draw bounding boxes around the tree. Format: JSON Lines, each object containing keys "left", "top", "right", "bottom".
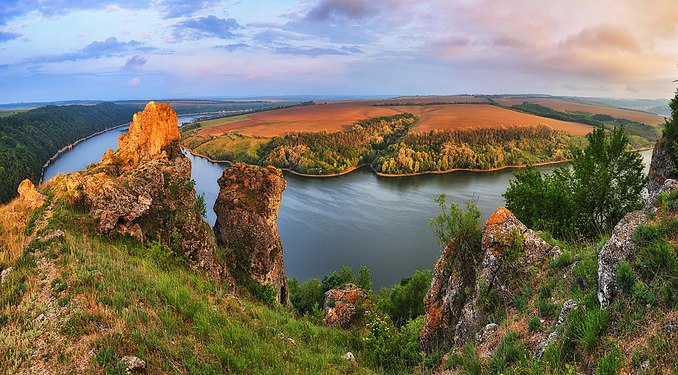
{"left": 504, "top": 127, "right": 645, "bottom": 239}
{"left": 357, "top": 265, "right": 373, "bottom": 292}
{"left": 665, "top": 89, "right": 678, "bottom": 172}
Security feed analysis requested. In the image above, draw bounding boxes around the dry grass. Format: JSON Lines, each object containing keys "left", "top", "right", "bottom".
{"left": 0, "top": 199, "right": 32, "bottom": 267}
{"left": 495, "top": 97, "right": 665, "bottom": 125}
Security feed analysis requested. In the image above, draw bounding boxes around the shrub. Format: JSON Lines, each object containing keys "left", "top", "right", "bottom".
{"left": 321, "top": 265, "right": 355, "bottom": 292}
{"left": 363, "top": 312, "right": 424, "bottom": 371}
{"left": 615, "top": 261, "right": 635, "bottom": 293}
{"left": 357, "top": 265, "right": 373, "bottom": 292}
{"left": 488, "top": 331, "right": 527, "bottom": 374}
{"left": 567, "top": 308, "right": 608, "bottom": 353}
{"left": 596, "top": 347, "right": 623, "bottom": 375}
{"left": 551, "top": 251, "right": 574, "bottom": 269}
{"left": 528, "top": 316, "right": 541, "bottom": 332}
{"left": 635, "top": 240, "right": 676, "bottom": 280}
{"left": 379, "top": 269, "right": 433, "bottom": 326}
{"left": 288, "top": 277, "right": 324, "bottom": 316}
{"left": 632, "top": 224, "right": 663, "bottom": 248}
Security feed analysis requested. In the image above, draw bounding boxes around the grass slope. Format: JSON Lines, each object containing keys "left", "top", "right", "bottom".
{"left": 0, "top": 191, "right": 369, "bottom": 374}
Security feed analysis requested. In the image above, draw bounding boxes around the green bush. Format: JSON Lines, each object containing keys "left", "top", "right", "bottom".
{"left": 528, "top": 316, "right": 541, "bottom": 332}
{"left": 567, "top": 308, "right": 608, "bottom": 353}
{"left": 504, "top": 127, "right": 645, "bottom": 239}
{"left": 631, "top": 282, "right": 654, "bottom": 306}
{"left": 379, "top": 269, "right": 433, "bottom": 326}
{"left": 615, "top": 261, "right": 635, "bottom": 293}
{"left": 321, "top": 265, "right": 355, "bottom": 292}
{"left": 632, "top": 224, "right": 663, "bottom": 248}
{"left": 363, "top": 312, "right": 424, "bottom": 371}
{"left": 357, "top": 265, "right": 373, "bottom": 292}
{"left": 288, "top": 277, "right": 325, "bottom": 316}
{"left": 487, "top": 331, "right": 527, "bottom": 374}
{"left": 551, "top": 251, "right": 574, "bottom": 269}
{"left": 635, "top": 241, "right": 677, "bottom": 280}
{"left": 596, "top": 347, "right": 623, "bottom": 375}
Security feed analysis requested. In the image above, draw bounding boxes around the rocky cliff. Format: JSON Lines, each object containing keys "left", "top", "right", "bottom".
{"left": 213, "top": 163, "right": 289, "bottom": 305}
{"left": 52, "top": 102, "right": 218, "bottom": 274}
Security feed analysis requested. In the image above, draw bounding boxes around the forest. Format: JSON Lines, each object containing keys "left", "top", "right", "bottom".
{"left": 0, "top": 103, "right": 137, "bottom": 203}
{"left": 258, "top": 113, "right": 416, "bottom": 174}
{"left": 373, "top": 126, "right": 582, "bottom": 174}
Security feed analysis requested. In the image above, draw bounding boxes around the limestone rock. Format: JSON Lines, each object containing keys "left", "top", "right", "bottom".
{"left": 213, "top": 163, "right": 289, "bottom": 304}
{"left": 646, "top": 178, "right": 678, "bottom": 213}
{"left": 420, "top": 207, "right": 559, "bottom": 353}
{"left": 475, "top": 323, "right": 499, "bottom": 346}
{"left": 53, "top": 102, "right": 218, "bottom": 275}
{"left": 17, "top": 179, "right": 45, "bottom": 208}
{"left": 116, "top": 101, "right": 180, "bottom": 167}
{"left": 1, "top": 267, "right": 12, "bottom": 284}
{"left": 535, "top": 299, "right": 578, "bottom": 357}
{"left": 322, "top": 284, "right": 367, "bottom": 328}
{"left": 120, "top": 355, "right": 146, "bottom": 372}
{"left": 648, "top": 138, "right": 676, "bottom": 196}
{"left": 342, "top": 352, "right": 356, "bottom": 363}
{"left": 38, "top": 229, "right": 65, "bottom": 243}
{"left": 597, "top": 210, "right": 646, "bottom": 308}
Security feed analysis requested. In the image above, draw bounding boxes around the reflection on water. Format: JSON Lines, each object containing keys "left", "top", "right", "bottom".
{"left": 43, "top": 125, "right": 654, "bottom": 288}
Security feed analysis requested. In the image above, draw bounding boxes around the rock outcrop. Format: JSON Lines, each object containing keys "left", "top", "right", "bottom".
{"left": 17, "top": 179, "right": 45, "bottom": 208}
{"left": 597, "top": 210, "right": 647, "bottom": 308}
{"left": 322, "top": 284, "right": 367, "bottom": 328}
{"left": 213, "top": 163, "right": 289, "bottom": 304}
{"left": 420, "top": 207, "right": 560, "bottom": 353}
{"left": 648, "top": 138, "right": 675, "bottom": 196}
{"left": 55, "top": 102, "right": 218, "bottom": 273}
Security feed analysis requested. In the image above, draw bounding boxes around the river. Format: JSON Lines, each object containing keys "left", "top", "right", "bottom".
{"left": 43, "top": 121, "right": 653, "bottom": 288}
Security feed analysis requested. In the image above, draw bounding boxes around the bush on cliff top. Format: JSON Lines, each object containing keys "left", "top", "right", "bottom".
{"left": 504, "top": 127, "right": 645, "bottom": 239}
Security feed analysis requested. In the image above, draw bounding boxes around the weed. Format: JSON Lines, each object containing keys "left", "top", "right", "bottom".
{"left": 596, "top": 346, "right": 623, "bottom": 375}
{"left": 488, "top": 331, "right": 527, "bottom": 374}
{"left": 615, "top": 261, "right": 635, "bottom": 293}
{"left": 528, "top": 316, "right": 541, "bottom": 332}
{"left": 567, "top": 308, "right": 608, "bottom": 353}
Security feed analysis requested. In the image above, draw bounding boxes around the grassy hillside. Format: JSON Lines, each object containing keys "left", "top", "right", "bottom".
{"left": 0, "top": 183, "right": 372, "bottom": 374}
{"left": 0, "top": 103, "right": 137, "bottom": 203}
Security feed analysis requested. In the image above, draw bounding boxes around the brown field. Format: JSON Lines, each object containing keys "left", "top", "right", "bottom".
{"left": 365, "top": 95, "right": 490, "bottom": 105}
{"left": 199, "top": 102, "right": 595, "bottom": 137}
{"left": 495, "top": 97, "right": 665, "bottom": 125}
{"left": 199, "top": 103, "right": 403, "bottom": 137}
{"left": 398, "top": 104, "right": 594, "bottom": 136}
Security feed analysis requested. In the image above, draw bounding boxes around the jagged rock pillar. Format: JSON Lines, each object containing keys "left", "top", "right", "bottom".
{"left": 213, "top": 163, "right": 290, "bottom": 305}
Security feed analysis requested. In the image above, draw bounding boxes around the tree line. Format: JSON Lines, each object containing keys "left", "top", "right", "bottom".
{"left": 0, "top": 103, "right": 137, "bottom": 203}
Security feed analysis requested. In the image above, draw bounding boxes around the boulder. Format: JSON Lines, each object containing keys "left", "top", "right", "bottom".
{"left": 213, "top": 163, "right": 289, "bottom": 304}
{"left": 120, "top": 355, "right": 146, "bottom": 372}
{"left": 17, "top": 179, "right": 45, "bottom": 208}
{"left": 322, "top": 284, "right": 367, "bottom": 328}
{"left": 475, "top": 323, "right": 499, "bottom": 346}
{"left": 597, "top": 210, "right": 646, "bottom": 308}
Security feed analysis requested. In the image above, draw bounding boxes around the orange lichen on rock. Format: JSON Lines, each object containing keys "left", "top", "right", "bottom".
{"left": 322, "top": 284, "right": 367, "bottom": 328}
{"left": 17, "top": 179, "right": 45, "bottom": 208}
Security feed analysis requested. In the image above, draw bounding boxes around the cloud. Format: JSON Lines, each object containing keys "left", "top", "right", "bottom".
{"left": 306, "top": 0, "right": 377, "bottom": 21}
{"left": 128, "top": 77, "right": 141, "bottom": 87}
{"left": 123, "top": 55, "right": 147, "bottom": 70}
{"left": 27, "top": 37, "right": 148, "bottom": 63}
{"left": 214, "top": 43, "right": 249, "bottom": 52}
{"left": 0, "top": 31, "right": 21, "bottom": 42}
{"left": 274, "top": 46, "right": 350, "bottom": 57}
{"left": 173, "top": 16, "right": 242, "bottom": 41}
{"left": 0, "top": 0, "right": 220, "bottom": 25}
{"left": 562, "top": 25, "right": 641, "bottom": 53}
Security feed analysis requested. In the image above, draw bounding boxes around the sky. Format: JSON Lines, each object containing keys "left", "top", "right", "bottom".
{"left": 0, "top": 0, "right": 677, "bottom": 103}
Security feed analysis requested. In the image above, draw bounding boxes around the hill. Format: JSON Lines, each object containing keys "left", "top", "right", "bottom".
{"left": 0, "top": 103, "right": 137, "bottom": 204}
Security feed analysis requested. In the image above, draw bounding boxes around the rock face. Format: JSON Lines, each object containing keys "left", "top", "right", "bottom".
{"left": 213, "top": 163, "right": 289, "bottom": 304}
{"left": 322, "top": 284, "right": 367, "bottom": 328}
{"left": 17, "top": 179, "right": 45, "bottom": 208}
{"left": 56, "top": 102, "right": 218, "bottom": 273}
{"left": 420, "top": 207, "right": 559, "bottom": 352}
{"left": 115, "top": 101, "right": 180, "bottom": 167}
{"left": 597, "top": 210, "right": 646, "bottom": 308}
{"left": 648, "top": 138, "right": 675, "bottom": 196}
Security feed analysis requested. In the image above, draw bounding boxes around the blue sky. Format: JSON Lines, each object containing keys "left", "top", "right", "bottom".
{"left": 0, "top": 0, "right": 677, "bottom": 103}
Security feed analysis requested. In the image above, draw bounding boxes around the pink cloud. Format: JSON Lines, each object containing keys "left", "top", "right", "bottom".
{"left": 128, "top": 77, "right": 141, "bottom": 87}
